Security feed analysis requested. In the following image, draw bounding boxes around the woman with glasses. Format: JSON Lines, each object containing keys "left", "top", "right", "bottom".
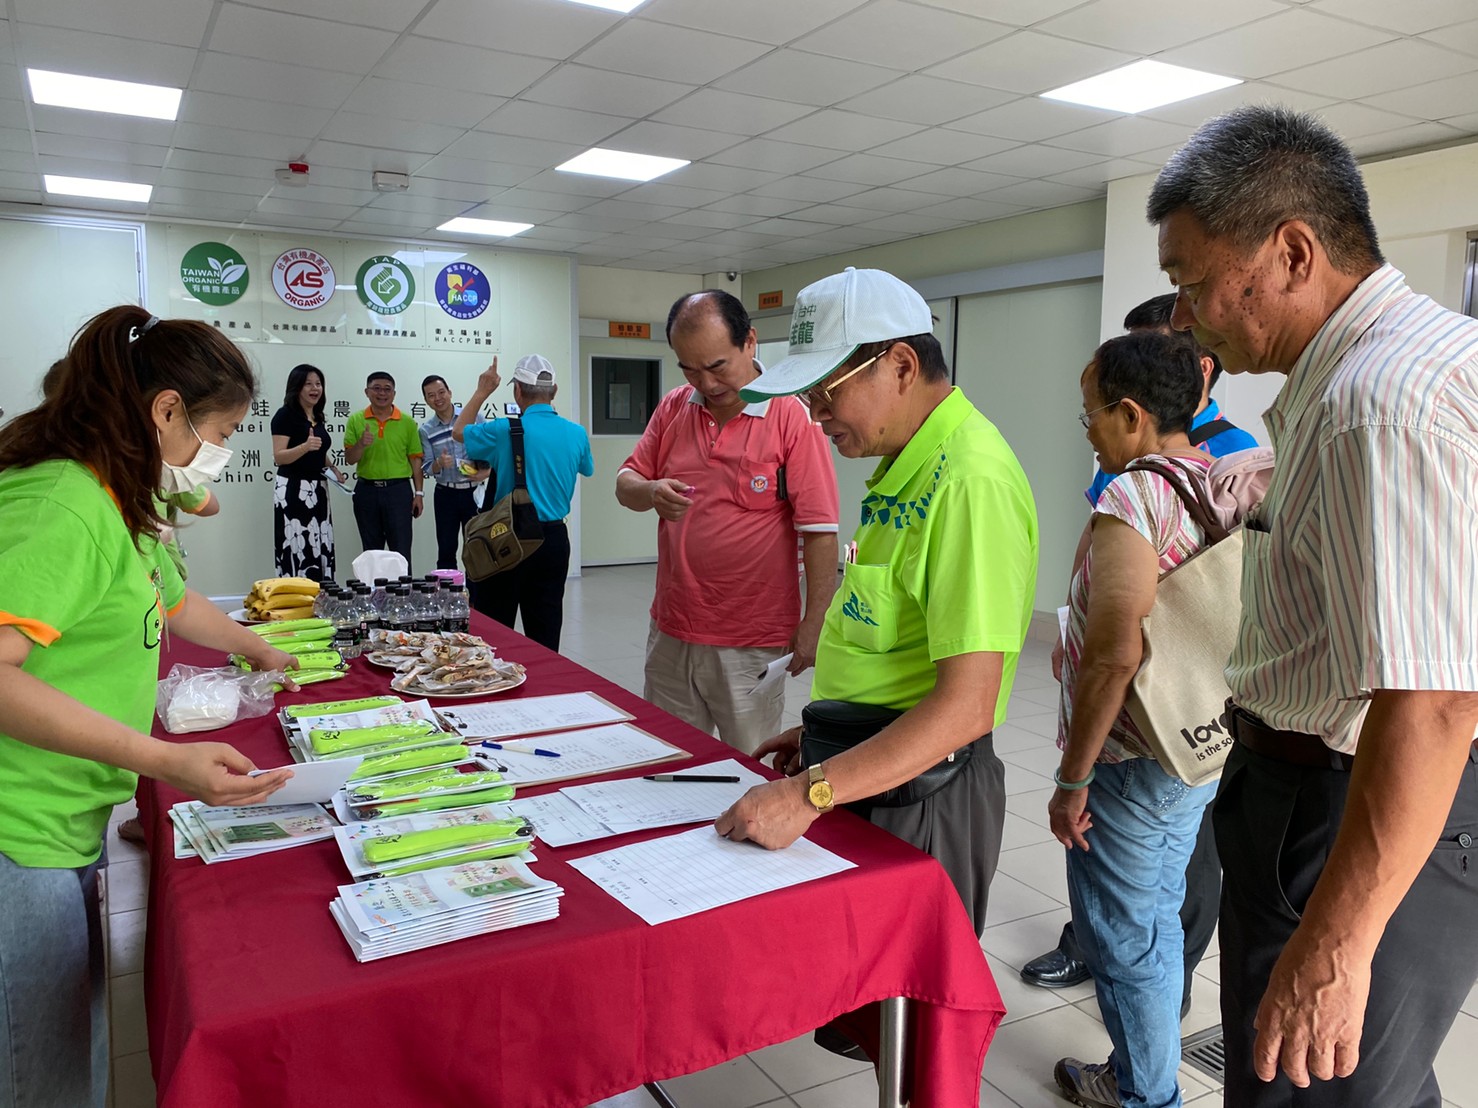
{"left": 270, "top": 363, "right": 343, "bottom": 580}
{"left": 1049, "top": 330, "right": 1225, "bottom": 1108}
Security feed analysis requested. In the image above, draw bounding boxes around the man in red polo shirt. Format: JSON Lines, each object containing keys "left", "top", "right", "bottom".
{"left": 616, "top": 290, "right": 839, "bottom": 754}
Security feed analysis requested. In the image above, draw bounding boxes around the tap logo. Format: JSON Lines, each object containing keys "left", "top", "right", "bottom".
{"left": 356, "top": 255, "right": 415, "bottom": 315}
{"left": 436, "top": 262, "right": 490, "bottom": 320}
{"left": 272, "top": 248, "right": 335, "bottom": 311}
{"left": 180, "top": 241, "right": 249, "bottom": 306}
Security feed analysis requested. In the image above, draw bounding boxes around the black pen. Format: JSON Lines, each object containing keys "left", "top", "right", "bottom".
{"left": 643, "top": 773, "right": 742, "bottom": 783}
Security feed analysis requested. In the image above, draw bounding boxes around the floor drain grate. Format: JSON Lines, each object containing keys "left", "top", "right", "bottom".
{"left": 1181, "top": 1025, "right": 1226, "bottom": 1084}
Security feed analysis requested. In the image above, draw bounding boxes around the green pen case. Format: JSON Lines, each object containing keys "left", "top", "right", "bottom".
{"left": 285, "top": 695, "right": 401, "bottom": 719}
{"left": 361, "top": 818, "right": 530, "bottom": 865}
{"left": 309, "top": 720, "right": 439, "bottom": 756}
{"left": 350, "top": 769, "right": 505, "bottom": 804}
{"left": 347, "top": 742, "right": 468, "bottom": 782}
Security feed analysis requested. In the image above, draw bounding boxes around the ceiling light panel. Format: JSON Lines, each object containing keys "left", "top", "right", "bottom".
{"left": 559, "top": 0, "right": 647, "bottom": 12}
{"left": 556, "top": 147, "right": 690, "bottom": 181}
{"left": 437, "top": 217, "right": 536, "bottom": 237}
{"left": 28, "top": 70, "right": 183, "bottom": 121}
{"left": 43, "top": 175, "right": 153, "bottom": 203}
{"left": 1042, "top": 59, "right": 1241, "bottom": 114}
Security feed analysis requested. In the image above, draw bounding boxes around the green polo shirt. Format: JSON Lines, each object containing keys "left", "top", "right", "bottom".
{"left": 344, "top": 406, "right": 422, "bottom": 480}
{"left": 812, "top": 388, "right": 1039, "bottom": 724}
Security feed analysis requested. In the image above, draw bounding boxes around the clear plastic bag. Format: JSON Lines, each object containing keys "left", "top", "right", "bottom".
{"left": 156, "top": 664, "right": 283, "bottom": 734}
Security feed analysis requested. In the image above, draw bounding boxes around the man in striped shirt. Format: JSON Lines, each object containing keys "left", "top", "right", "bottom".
{"left": 1150, "top": 105, "right": 1478, "bottom": 1107}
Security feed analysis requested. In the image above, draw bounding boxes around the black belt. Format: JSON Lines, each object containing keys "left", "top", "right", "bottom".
{"left": 359, "top": 478, "right": 410, "bottom": 488}
{"left": 1228, "top": 702, "right": 1353, "bottom": 771}
{"left": 435, "top": 481, "right": 475, "bottom": 491}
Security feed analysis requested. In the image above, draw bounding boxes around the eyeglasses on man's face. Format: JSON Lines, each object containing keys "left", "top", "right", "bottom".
{"left": 1078, "top": 399, "right": 1121, "bottom": 429}
{"left": 799, "top": 344, "right": 892, "bottom": 410}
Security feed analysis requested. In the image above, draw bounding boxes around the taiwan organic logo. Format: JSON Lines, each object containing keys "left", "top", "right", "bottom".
{"left": 435, "top": 262, "right": 490, "bottom": 320}
{"left": 356, "top": 255, "right": 415, "bottom": 315}
{"left": 180, "top": 242, "right": 249, "bottom": 306}
{"left": 272, "top": 248, "right": 335, "bottom": 311}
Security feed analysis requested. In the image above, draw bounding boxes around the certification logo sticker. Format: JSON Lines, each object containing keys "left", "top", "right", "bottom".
{"left": 750, "top": 474, "right": 769, "bottom": 493}
{"left": 435, "top": 262, "right": 490, "bottom": 320}
{"left": 356, "top": 255, "right": 415, "bottom": 315}
{"left": 180, "top": 241, "right": 249, "bottom": 306}
{"left": 272, "top": 248, "right": 335, "bottom": 311}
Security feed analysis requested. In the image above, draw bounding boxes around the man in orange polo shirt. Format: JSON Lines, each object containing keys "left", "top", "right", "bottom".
{"left": 344, "top": 371, "right": 424, "bottom": 572}
{"left": 616, "top": 290, "right": 839, "bottom": 754}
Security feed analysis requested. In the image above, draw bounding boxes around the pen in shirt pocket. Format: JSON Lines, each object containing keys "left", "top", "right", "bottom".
{"left": 844, "top": 541, "right": 858, "bottom": 564}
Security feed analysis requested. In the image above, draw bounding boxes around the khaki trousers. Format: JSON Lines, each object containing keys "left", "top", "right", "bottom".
{"left": 642, "top": 621, "right": 787, "bottom": 755}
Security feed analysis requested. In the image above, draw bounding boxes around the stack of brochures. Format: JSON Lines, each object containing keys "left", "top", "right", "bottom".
{"left": 169, "top": 801, "right": 338, "bottom": 864}
{"left": 334, "top": 806, "right": 535, "bottom": 879}
{"left": 330, "top": 856, "right": 564, "bottom": 961}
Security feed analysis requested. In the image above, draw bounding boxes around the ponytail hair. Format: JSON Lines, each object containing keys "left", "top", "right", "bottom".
{"left": 0, "top": 306, "right": 257, "bottom": 544}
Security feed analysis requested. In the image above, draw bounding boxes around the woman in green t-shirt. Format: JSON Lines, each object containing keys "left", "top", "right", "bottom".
{"left": 0, "top": 306, "right": 297, "bottom": 1108}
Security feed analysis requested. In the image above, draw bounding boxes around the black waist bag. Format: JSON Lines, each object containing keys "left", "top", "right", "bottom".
{"left": 799, "top": 699, "right": 973, "bottom": 811}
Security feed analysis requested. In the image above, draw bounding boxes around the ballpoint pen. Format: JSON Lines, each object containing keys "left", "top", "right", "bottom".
{"left": 643, "top": 774, "right": 742, "bottom": 783}
{"left": 479, "top": 740, "right": 561, "bottom": 758}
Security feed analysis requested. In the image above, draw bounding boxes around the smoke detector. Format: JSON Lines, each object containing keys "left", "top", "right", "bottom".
{"left": 372, "top": 170, "right": 411, "bottom": 192}
{"left": 275, "top": 161, "right": 310, "bottom": 187}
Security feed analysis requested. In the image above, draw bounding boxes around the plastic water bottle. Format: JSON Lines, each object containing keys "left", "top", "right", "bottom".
{"left": 371, "top": 577, "right": 390, "bottom": 623}
{"left": 330, "top": 588, "right": 358, "bottom": 657}
{"left": 413, "top": 583, "right": 441, "bottom": 634}
{"left": 386, "top": 585, "right": 416, "bottom": 637}
{"left": 441, "top": 578, "right": 470, "bottom": 634}
{"left": 350, "top": 583, "right": 377, "bottom": 647}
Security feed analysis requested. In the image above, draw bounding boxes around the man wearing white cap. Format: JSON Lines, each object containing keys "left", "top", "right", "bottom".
{"left": 453, "top": 355, "right": 594, "bottom": 651}
{"left": 616, "top": 289, "right": 839, "bottom": 755}
{"left": 715, "top": 267, "right": 1039, "bottom": 939}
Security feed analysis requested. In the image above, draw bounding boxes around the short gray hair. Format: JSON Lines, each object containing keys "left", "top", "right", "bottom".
{"left": 518, "top": 383, "right": 556, "bottom": 405}
{"left": 1147, "top": 105, "right": 1383, "bottom": 274}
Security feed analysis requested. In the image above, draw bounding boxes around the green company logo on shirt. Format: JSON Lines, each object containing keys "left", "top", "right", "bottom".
{"left": 180, "top": 241, "right": 249, "bottom": 306}
{"left": 356, "top": 255, "right": 416, "bottom": 315}
{"left": 842, "top": 592, "right": 879, "bottom": 626}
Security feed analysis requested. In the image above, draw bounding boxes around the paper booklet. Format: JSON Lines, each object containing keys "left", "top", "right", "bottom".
{"left": 333, "top": 803, "right": 533, "bottom": 878}
{"left": 169, "top": 801, "right": 338, "bottom": 864}
{"left": 437, "top": 691, "right": 633, "bottom": 740}
{"left": 466, "top": 722, "right": 687, "bottom": 786}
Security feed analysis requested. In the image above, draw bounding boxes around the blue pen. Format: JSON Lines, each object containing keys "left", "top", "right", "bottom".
{"left": 479, "top": 740, "right": 561, "bottom": 758}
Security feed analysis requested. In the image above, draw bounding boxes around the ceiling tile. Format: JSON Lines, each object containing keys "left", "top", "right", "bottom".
{"left": 484, "top": 186, "right": 599, "bottom": 213}
{"left": 1272, "top": 39, "right": 1477, "bottom": 100}
{"left": 510, "top": 225, "right": 604, "bottom": 244}
{"left": 1426, "top": 20, "right": 1478, "bottom": 59}
{"left": 339, "top": 78, "right": 506, "bottom": 130}
{"left": 925, "top": 31, "right": 1134, "bottom": 94}
{"left": 549, "top": 212, "right": 648, "bottom": 233}
{"left": 895, "top": 165, "right": 1023, "bottom": 197}
{"left": 747, "top": 176, "right": 870, "bottom": 203}
{"left": 636, "top": 0, "right": 870, "bottom": 46}
{"left": 634, "top": 221, "right": 722, "bottom": 241}
{"left": 375, "top": 37, "right": 558, "bottom": 98}
{"left": 182, "top": 91, "right": 333, "bottom": 138}
{"left": 800, "top": 153, "right": 937, "bottom": 186}
{"left": 913, "top": 195, "right": 1030, "bottom": 222}
{"left": 702, "top": 194, "right": 811, "bottom": 217}
{"left": 172, "top": 122, "right": 307, "bottom": 161}
{"left": 573, "top": 20, "right": 771, "bottom": 86}
{"left": 652, "top": 89, "right": 815, "bottom": 135}
{"left": 522, "top": 64, "right": 694, "bottom": 117}
{"left": 783, "top": 202, "right": 901, "bottom": 225}
{"left": 764, "top": 110, "right": 922, "bottom": 153}
{"left": 15, "top": 23, "right": 200, "bottom": 85}
{"left": 791, "top": 1, "right": 1012, "bottom": 69}
{"left": 790, "top": 224, "right": 899, "bottom": 246}
{"left": 228, "top": 0, "right": 420, "bottom": 33}
{"left": 708, "top": 138, "right": 841, "bottom": 174}
{"left": 1037, "top": 0, "right": 1285, "bottom": 55}
{"left": 1046, "top": 157, "right": 1161, "bottom": 188}
{"left": 153, "top": 167, "right": 266, "bottom": 196}
{"left": 869, "top": 129, "right": 1019, "bottom": 166}
{"left": 1160, "top": 10, "right": 1394, "bottom": 79}
{"left": 615, "top": 181, "right": 729, "bottom": 208}
{"left": 417, "top": 156, "right": 541, "bottom": 189}
{"left": 962, "top": 143, "right": 1100, "bottom": 177}
{"left": 945, "top": 96, "right": 1118, "bottom": 142}
{"left": 206, "top": 4, "right": 396, "bottom": 73}
{"left": 714, "top": 50, "right": 903, "bottom": 107}
{"left": 0, "top": 99, "right": 27, "bottom": 131}
{"left": 697, "top": 229, "right": 793, "bottom": 248}
{"left": 825, "top": 186, "right": 943, "bottom": 213}
{"left": 254, "top": 196, "right": 363, "bottom": 221}
{"left": 243, "top": 212, "right": 344, "bottom": 231}
{"left": 440, "top": 131, "right": 584, "bottom": 168}
{"left": 1045, "top": 115, "right": 1194, "bottom": 158}
{"left": 908, "top": 0, "right": 1086, "bottom": 27}
{"left": 859, "top": 211, "right": 966, "bottom": 235}
{"left": 34, "top": 132, "right": 170, "bottom": 167}
{"left": 984, "top": 178, "right": 1104, "bottom": 207}
{"left": 744, "top": 216, "right": 843, "bottom": 237}
{"left": 36, "top": 153, "right": 155, "bottom": 182}
{"left": 302, "top": 140, "right": 419, "bottom": 173}
{"left": 835, "top": 75, "right": 1017, "bottom": 126}
{"left": 1313, "top": 102, "right": 1425, "bottom": 141}
{"left": 602, "top": 120, "right": 749, "bottom": 161}
{"left": 1348, "top": 120, "right": 1470, "bottom": 156}
{"left": 416, "top": 0, "right": 617, "bottom": 58}
{"left": 477, "top": 102, "right": 631, "bottom": 146}
{"left": 660, "top": 208, "right": 757, "bottom": 230}
{"left": 364, "top": 192, "right": 468, "bottom": 216}
{"left": 336, "top": 218, "right": 437, "bottom": 236}
{"left": 1307, "top": 0, "right": 1478, "bottom": 35}
{"left": 579, "top": 197, "right": 686, "bottom": 221}
{"left": 149, "top": 201, "right": 255, "bottom": 221}
{"left": 659, "top": 162, "right": 784, "bottom": 191}
{"left": 27, "top": 106, "right": 177, "bottom": 145}
{"left": 1136, "top": 81, "right": 1334, "bottom": 127}
{"left": 1364, "top": 72, "right": 1478, "bottom": 120}
{"left": 319, "top": 112, "right": 466, "bottom": 156}
{"left": 15, "top": 0, "right": 212, "bottom": 48}
{"left": 190, "top": 52, "right": 360, "bottom": 109}
{"left": 507, "top": 166, "right": 634, "bottom": 197}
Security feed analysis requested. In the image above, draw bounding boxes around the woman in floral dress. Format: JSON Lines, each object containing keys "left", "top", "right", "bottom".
{"left": 270, "top": 363, "right": 342, "bottom": 579}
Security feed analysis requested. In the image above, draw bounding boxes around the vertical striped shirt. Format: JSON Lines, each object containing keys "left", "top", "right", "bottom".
{"left": 1228, "top": 265, "right": 1478, "bottom": 753}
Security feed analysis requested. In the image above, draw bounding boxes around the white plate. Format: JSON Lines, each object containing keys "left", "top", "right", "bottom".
{"left": 362, "top": 653, "right": 406, "bottom": 670}
{"left": 228, "top": 608, "right": 272, "bottom": 625}
{"left": 390, "top": 670, "right": 527, "bottom": 699}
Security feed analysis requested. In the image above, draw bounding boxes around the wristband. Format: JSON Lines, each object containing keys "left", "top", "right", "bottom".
{"left": 1053, "top": 766, "right": 1096, "bottom": 790}
{"left": 412, "top": 490, "right": 424, "bottom": 498}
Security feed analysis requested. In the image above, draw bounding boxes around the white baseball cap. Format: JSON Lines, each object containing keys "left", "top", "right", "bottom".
{"left": 740, "top": 267, "right": 933, "bottom": 401}
{"left": 512, "top": 353, "right": 556, "bottom": 385}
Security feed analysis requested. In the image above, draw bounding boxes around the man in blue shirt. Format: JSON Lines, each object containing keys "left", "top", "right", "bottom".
{"left": 453, "top": 355, "right": 594, "bottom": 652}
{"left": 1023, "top": 294, "right": 1258, "bottom": 1014}
{"left": 418, "top": 375, "right": 490, "bottom": 572}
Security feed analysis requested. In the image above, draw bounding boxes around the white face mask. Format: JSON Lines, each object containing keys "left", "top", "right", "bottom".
{"left": 160, "top": 409, "right": 233, "bottom": 494}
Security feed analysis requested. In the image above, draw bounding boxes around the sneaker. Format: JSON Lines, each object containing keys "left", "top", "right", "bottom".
{"left": 1053, "top": 1057, "right": 1121, "bottom": 1108}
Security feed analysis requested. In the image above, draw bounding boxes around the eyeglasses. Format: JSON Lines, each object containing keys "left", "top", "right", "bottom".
{"left": 1078, "top": 399, "right": 1121, "bottom": 429}
{"left": 799, "top": 345, "right": 891, "bottom": 410}
{"left": 367, "top": 384, "right": 395, "bottom": 394}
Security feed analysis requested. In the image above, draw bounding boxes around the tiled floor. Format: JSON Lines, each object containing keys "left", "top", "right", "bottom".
{"left": 104, "top": 563, "right": 1478, "bottom": 1107}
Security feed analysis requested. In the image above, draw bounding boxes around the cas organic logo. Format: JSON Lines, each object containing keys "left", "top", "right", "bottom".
{"left": 356, "top": 255, "right": 415, "bottom": 315}
{"left": 272, "top": 247, "right": 335, "bottom": 311}
{"left": 180, "top": 242, "right": 249, "bottom": 306}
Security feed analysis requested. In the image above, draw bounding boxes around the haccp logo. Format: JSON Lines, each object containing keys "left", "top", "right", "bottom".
{"left": 272, "top": 248, "right": 335, "bottom": 311}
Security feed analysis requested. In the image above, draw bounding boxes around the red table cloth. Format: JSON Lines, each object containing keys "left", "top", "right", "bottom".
{"left": 142, "top": 614, "right": 1004, "bottom": 1108}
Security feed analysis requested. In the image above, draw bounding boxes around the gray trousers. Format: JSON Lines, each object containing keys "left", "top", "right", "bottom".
{"left": 1214, "top": 743, "right": 1478, "bottom": 1106}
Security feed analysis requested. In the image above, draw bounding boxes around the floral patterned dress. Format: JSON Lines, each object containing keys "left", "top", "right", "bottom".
{"left": 271, "top": 404, "right": 334, "bottom": 581}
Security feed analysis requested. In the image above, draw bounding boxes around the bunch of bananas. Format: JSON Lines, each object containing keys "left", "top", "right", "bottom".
{"left": 245, "top": 577, "right": 319, "bottom": 622}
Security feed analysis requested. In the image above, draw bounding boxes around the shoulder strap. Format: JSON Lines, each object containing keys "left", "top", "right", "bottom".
{"left": 1124, "top": 457, "right": 1229, "bottom": 543}
{"left": 1188, "top": 418, "right": 1234, "bottom": 447}
{"left": 509, "top": 417, "right": 528, "bottom": 491}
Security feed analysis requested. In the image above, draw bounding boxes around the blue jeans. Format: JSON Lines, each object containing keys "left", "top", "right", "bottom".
{"left": 0, "top": 850, "right": 108, "bottom": 1108}
{"left": 1065, "top": 758, "right": 1216, "bottom": 1108}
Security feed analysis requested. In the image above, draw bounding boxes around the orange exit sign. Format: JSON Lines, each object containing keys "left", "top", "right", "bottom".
{"left": 757, "top": 290, "right": 784, "bottom": 310}
{"left": 608, "top": 320, "right": 651, "bottom": 339}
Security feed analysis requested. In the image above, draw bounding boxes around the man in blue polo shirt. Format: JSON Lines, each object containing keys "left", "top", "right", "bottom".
{"left": 453, "top": 355, "right": 593, "bottom": 652}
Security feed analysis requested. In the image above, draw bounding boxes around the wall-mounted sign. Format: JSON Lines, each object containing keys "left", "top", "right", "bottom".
{"left": 180, "top": 241, "right": 249, "bottom": 306}
{"left": 271, "top": 248, "right": 335, "bottom": 311}
{"left": 356, "top": 255, "right": 416, "bottom": 315}
{"left": 435, "top": 262, "right": 490, "bottom": 320}
{"left": 608, "top": 320, "right": 651, "bottom": 339}
{"left": 757, "top": 290, "right": 784, "bottom": 310}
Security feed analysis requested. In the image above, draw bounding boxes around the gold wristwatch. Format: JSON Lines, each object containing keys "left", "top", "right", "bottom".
{"left": 806, "top": 763, "right": 835, "bottom": 814}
